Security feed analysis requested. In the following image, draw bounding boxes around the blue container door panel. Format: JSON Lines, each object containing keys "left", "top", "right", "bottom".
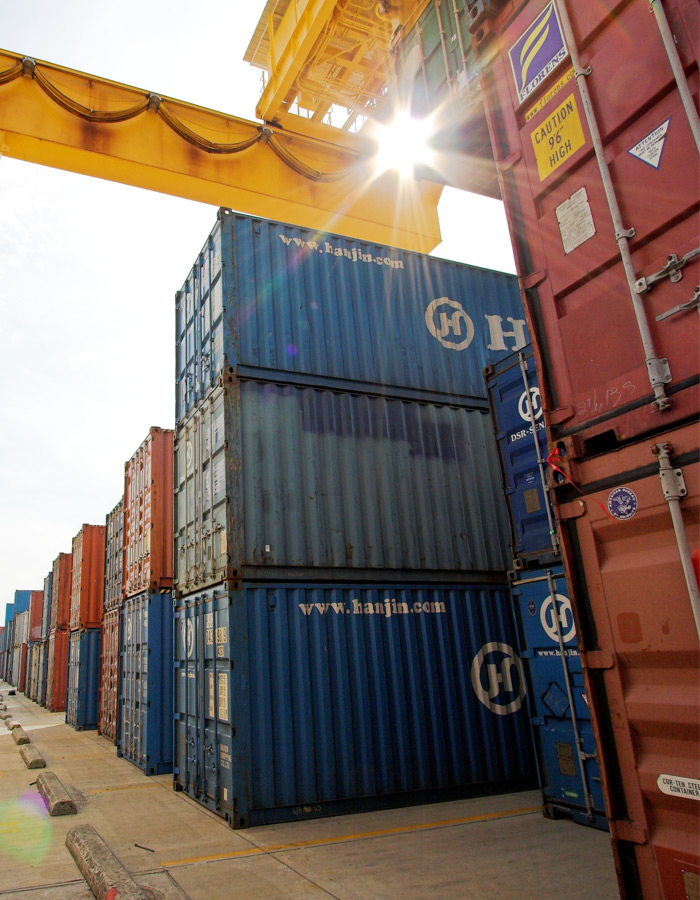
{"left": 66, "top": 630, "right": 101, "bottom": 730}
{"left": 511, "top": 568, "right": 607, "bottom": 826}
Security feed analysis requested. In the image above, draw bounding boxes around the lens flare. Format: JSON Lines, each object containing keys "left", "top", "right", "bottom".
{"left": 375, "top": 113, "right": 433, "bottom": 177}
{"left": 0, "top": 794, "right": 52, "bottom": 864}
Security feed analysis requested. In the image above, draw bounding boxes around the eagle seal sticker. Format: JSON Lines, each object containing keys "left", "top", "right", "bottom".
{"left": 607, "top": 487, "right": 638, "bottom": 521}
{"left": 509, "top": 2, "right": 568, "bottom": 104}
{"left": 531, "top": 95, "right": 586, "bottom": 180}
{"left": 628, "top": 117, "right": 671, "bottom": 169}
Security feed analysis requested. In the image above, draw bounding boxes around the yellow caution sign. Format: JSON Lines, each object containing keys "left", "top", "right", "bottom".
{"left": 530, "top": 94, "right": 586, "bottom": 180}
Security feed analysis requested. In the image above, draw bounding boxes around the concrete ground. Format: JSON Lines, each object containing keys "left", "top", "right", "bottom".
{"left": 0, "top": 683, "right": 621, "bottom": 900}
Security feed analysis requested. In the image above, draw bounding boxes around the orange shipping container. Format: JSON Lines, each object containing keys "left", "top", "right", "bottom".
{"left": 98, "top": 607, "right": 120, "bottom": 743}
{"left": 50, "top": 552, "right": 73, "bottom": 631}
{"left": 123, "top": 427, "right": 173, "bottom": 598}
{"left": 46, "top": 629, "right": 69, "bottom": 712}
{"left": 28, "top": 589, "right": 43, "bottom": 642}
{"left": 70, "top": 524, "right": 106, "bottom": 630}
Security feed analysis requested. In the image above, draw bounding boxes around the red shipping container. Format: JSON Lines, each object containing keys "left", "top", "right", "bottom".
{"left": 70, "top": 525, "right": 106, "bottom": 631}
{"left": 51, "top": 552, "right": 73, "bottom": 631}
{"left": 45, "top": 629, "right": 69, "bottom": 712}
{"left": 18, "top": 643, "right": 28, "bottom": 694}
{"left": 553, "top": 420, "right": 699, "bottom": 899}
{"left": 98, "top": 607, "right": 120, "bottom": 743}
{"left": 123, "top": 427, "right": 173, "bottom": 598}
{"left": 470, "top": 0, "right": 699, "bottom": 454}
{"left": 28, "top": 589, "right": 43, "bottom": 642}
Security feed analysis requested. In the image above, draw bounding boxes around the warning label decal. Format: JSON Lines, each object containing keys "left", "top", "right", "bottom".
{"left": 531, "top": 94, "right": 586, "bottom": 180}
{"left": 657, "top": 774, "right": 700, "bottom": 800}
{"left": 628, "top": 118, "right": 671, "bottom": 169}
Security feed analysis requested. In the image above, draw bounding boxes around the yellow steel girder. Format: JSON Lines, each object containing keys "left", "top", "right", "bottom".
{"left": 0, "top": 50, "right": 442, "bottom": 253}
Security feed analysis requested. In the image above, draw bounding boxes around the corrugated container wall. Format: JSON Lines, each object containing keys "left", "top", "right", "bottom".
{"left": 104, "top": 499, "right": 124, "bottom": 611}
{"left": 175, "top": 210, "right": 527, "bottom": 424}
{"left": 174, "top": 581, "right": 535, "bottom": 827}
{"left": 459, "top": 2, "right": 700, "bottom": 897}
{"left": 123, "top": 428, "right": 173, "bottom": 598}
{"left": 118, "top": 591, "right": 173, "bottom": 775}
{"left": 98, "top": 607, "right": 120, "bottom": 744}
{"left": 41, "top": 572, "right": 52, "bottom": 642}
{"left": 70, "top": 525, "right": 106, "bottom": 630}
{"left": 66, "top": 629, "right": 101, "bottom": 730}
{"left": 28, "top": 589, "right": 43, "bottom": 642}
{"left": 13, "top": 590, "right": 30, "bottom": 615}
{"left": 51, "top": 553, "right": 73, "bottom": 631}
{"left": 46, "top": 629, "right": 69, "bottom": 713}
{"left": 37, "top": 640, "right": 48, "bottom": 707}
{"left": 174, "top": 380, "right": 511, "bottom": 594}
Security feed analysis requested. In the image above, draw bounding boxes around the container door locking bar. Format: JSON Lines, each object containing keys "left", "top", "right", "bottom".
{"left": 656, "top": 286, "right": 700, "bottom": 322}
{"left": 635, "top": 248, "right": 700, "bottom": 295}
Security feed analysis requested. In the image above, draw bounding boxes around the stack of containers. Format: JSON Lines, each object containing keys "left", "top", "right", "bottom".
{"left": 66, "top": 526, "right": 105, "bottom": 729}
{"left": 37, "top": 571, "right": 52, "bottom": 706}
{"left": 99, "top": 499, "right": 124, "bottom": 743}
{"left": 26, "top": 589, "right": 44, "bottom": 702}
{"left": 1, "top": 605, "right": 14, "bottom": 683}
{"left": 0, "top": 626, "right": 5, "bottom": 682}
{"left": 46, "top": 552, "right": 72, "bottom": 711}
{"left": 12, "top": 591, "right": 31, "bottom": 692}
{"left": 485, "top": 347, "right": 606, "bottom": 829}
{"left": 467, "top": 3, "right": 699, "bottom": 894}
{"left": 118, "top": 427, "right": 174, "bottom": 775}
{"left": 173, "top": 210, "right": 538, "bottom": 828}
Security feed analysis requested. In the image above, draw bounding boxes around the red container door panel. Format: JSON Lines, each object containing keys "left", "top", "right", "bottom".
{"left": 98, "top": 609, "right": 120, "bottom": 743}
{"left": 556, "top": 422, "right": 699, "bottom": 900}
{"left": 70, "top": 526, "right": 106, "bottom": 630}
{"left": 47, "top": 630, "right": 69, "bottom": 713}
{"left": 123, "top": 428, "right": 173, "bottom": 598}
{"left": 51, "top": 553, "right": 73, "bottom": 631}
{"left": 474, "top": 0, "right": 699, "bottom": 448}
{"left": 28, "top": 590, "right": 43, "bottom": 642}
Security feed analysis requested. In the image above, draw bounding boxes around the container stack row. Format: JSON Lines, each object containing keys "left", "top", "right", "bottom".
{"left": 171, "top": 210, "right": 537, "bottom": 827}
{"left": 485, "top": 347, "right": 606, "bottom": 829}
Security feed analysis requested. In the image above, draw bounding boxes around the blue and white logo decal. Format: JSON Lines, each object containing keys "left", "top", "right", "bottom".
{"left": 509, "top": 2, "right": 568, "bottom": 104}
{"left": 607, "top": 487, "right": 638, "bottom": 520}
{"left": 471, "top": 642, "right": 527, "bottom": 716}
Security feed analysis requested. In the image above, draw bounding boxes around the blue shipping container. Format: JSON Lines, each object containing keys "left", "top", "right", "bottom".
{"left": 175, "top": 210, "right": 528, "bottom": 423}
{"left": 174, "top": 581, "right": 535, "bottom": 828}
{"left": 13, "top": 590, "right": 31, "bottom": 615}
{"left": 66, "top": 629, "right": 101, "bottom": 730}
{"left": 485, "top": 346, "right": 560, "bottom": 567}
{"left": 41, "top": 572, "right": 52, "bottom": 642}
{"left": 118, "top": 591, "right": 173, "bottom": 775}
{"left": 510, "top": 567, "right": 607, "bottom": 829}
{"left": 175, "top": 379, "right": 511, "bottom": 593}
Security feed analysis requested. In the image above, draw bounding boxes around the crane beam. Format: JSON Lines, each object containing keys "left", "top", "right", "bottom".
{"left": 0, "top": 50, "right": 442, "bottom": 253}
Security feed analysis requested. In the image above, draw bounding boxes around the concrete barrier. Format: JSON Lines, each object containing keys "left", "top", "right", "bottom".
{"left": 66, "top": 824, "right": 151, "bottom": 900}
{"left": 20, "top": 745, "right": 46, "bottom": 769}
{"left": 36, "top": 772, "right": 77, "bottom": 816}
{"left": 6, "top": 719, "right": 20, "bottom": 730}
{"left": 12, "top": 725, "right": 30, "bottom": 745}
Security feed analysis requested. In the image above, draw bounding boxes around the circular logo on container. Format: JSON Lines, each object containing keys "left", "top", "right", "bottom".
{"left": 186, "top": 620, "right": 194, "bottom": 658}
{"left": 186, "top": 441, "right": 194, "bottom": 475}
{"left": 471, "top": 642, "right": 526, "bottom": 716}
{"left": 607, "top": 487, "right": 638, "bottom": 520}
{"left": 540, "top": 593, "right": 576, "bottom": 643}
{"left": 518, "top": 387, "right": 543, "bottom": 423}
{"left": 424, "top": 298, "right": 475, "bottom": 351}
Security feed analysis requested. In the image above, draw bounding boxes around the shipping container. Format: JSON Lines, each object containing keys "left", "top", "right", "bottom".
{"left": 45, "top": 629, "right": 69, "bottom": 713}
{"left": 175, "top": 378, "right": 511, "bottom": 594}
{"left": 28, "top": 589, "right": 43, "bottom": 642}
{"left": 510, "top": 566, "right": 606, "bottom": 829}
{"left": 41, "top": 571, "right": 52, "bottom": 642}
{"left": 37, "top": 639, "right": 48, "bottom": 707}
{"left": 104, "top": 499, "right": 124, "bottom": 611}
{"left": 485, "top": 346, "right": 559, "bottom": 567}
{"left": 26, "top": 643, "right": 39, "bottom": 701}
{"left": 18, "top": 643, "right": 28, "bottom": 694}
{"left": 118, "top": 590, "right": 173, "bottom": 775}
{"left": 551, "top": 418, "right": 698, "bottom": 898}
{"left": 175, "top": 209, "right": 527, "bottom": 424}
{"left": 66, "top": 629, "right": 101, "bottom": 730}
{"left": 51, "top": 553, "right": 73, "bottom": 631}
{"left": 2, "top": 607, "right": 13, "bottom": 683}
{"left": 123, "top": 428, "right": 173, "bottom": 598}
{"left": 174, "top": 581, "right": 535, "bottom": 828}
{"left": 13, "top": 590, "right": 31, "bottom": 615}
{"left": 70, "top": 525, "right": 106, "bottom": 630}
{"left": 98, "top": 607, "right": 120, "bottom": 744}
{"left": 467, "top": 0, "right": 699, "bottom": 453}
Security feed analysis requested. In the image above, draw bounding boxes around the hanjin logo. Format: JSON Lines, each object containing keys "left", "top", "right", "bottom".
{"left": 471, "top": 642, "right": 526, "bottom": 715}
{"left": 186, "top": 619, "right": 194, "bottom": 658}
{"left": 425, "top": 298, "right": 475, "bottom": 351}
{"left": 509, "top": 2, "right": 568, "bottom": 104}
{"left": 518, "top": 387, "right": 543, "bottom": 423}
{"left": 540, "top": 593, "right": 576, "bottom": 643}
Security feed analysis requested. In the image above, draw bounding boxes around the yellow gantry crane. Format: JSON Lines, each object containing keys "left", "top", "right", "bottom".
{"left": 0, "top": 0, "right": 495, "bottom": 252}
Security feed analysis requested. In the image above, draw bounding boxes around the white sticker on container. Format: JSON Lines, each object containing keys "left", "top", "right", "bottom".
{"left": 186, "top": 441, "right": 194, "bottom": 476}
{"left": 556, "top": 187, "right": 596, "bottom": 254}
{"left": 218, "top": 673, "right": 228, "bottom": 721}
{"left": 628, "top": 118, "right": 671, "bottom": 169}
{"left": 203, "top": 477, "right": 210, "bottom": 508}
{"left": 213, "top": 460, "right": 226, "bottom": 497}
{"left": 657, "top": 774, "right": 700, "bottom": 800}
{"left": 607, "top": 487, "right": 638, "bottom": 520}
{"left": 208, "top": 671, "right": 215, "bottom": 718}
{"left": 213, "top": 413, "right": 225, "bottom": 447}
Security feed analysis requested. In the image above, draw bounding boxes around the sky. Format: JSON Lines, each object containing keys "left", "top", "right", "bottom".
{"left": 0, "top": 1, "right": 516, "bottom": 624}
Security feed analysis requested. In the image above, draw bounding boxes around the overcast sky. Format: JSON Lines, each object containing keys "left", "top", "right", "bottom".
{"left": 0, "top": 2, "right": 515, "bottom": 624}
